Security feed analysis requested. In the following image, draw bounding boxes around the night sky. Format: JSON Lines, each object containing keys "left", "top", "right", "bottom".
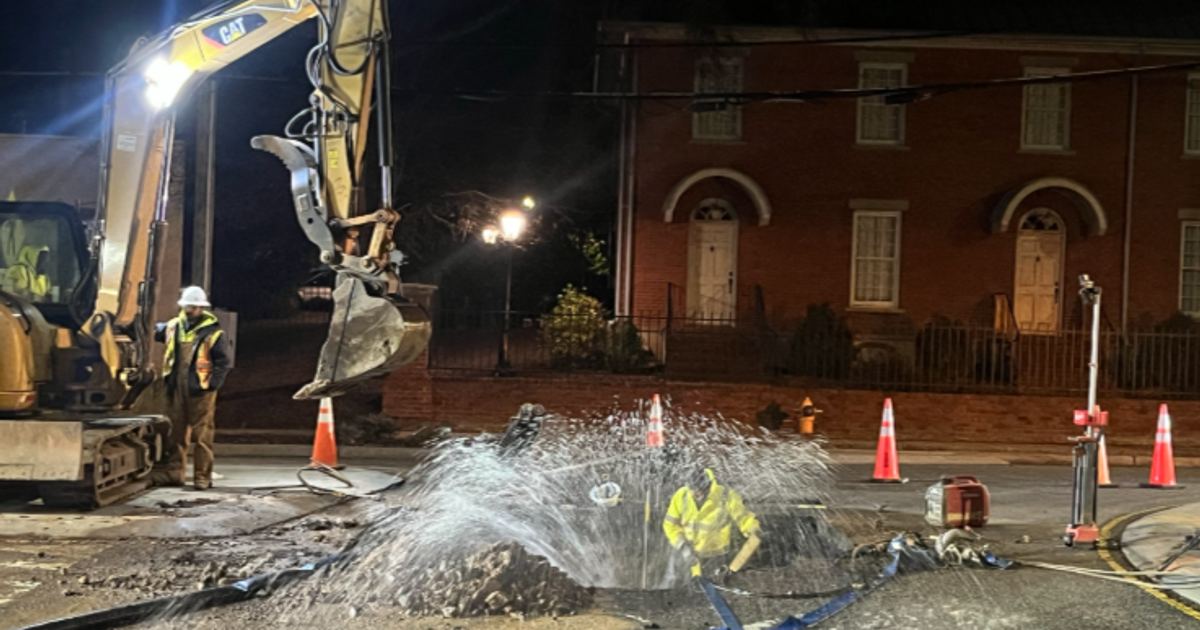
{"left": 0, "top": 0, "right": 618, "bottom": 317}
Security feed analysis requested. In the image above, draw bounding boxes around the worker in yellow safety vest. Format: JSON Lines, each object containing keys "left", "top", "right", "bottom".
{"left": 152, "top": 286, "right": 232, "bottom": 490}
{"left": 663, "top": 465, "right": 762, "bottom": 582}
{"left": 5, "top": 245, "right": 50, "bottom": 301}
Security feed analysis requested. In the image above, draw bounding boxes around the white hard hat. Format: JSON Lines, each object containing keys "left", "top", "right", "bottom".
{"left": 178, "top": 286, "right": 211, "bottom": 308}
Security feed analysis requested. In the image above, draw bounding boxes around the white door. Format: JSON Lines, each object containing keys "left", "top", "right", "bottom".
{"left": 1013, "top": 209, "right": 1064, "bottom": 333}
{"left": 688, "top": 200, "right": 738, "bottom": 320}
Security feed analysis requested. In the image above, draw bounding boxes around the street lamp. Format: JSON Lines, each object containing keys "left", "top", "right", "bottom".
{"left": 499, "top": 209, "right": 527, "bottom": 241}
{"left": 487, "top": 202, "right": 531, "bottom": 374}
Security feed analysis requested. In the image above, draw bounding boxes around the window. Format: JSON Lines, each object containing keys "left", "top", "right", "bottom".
{"left": 1186, "top": 74, "right": 1200, "bottom": 154}
{"left": 1021, "top": 67, "right": 1070, "bottom": 150}
{"left": 0, "top": 211, "right": 83, "bottom": 305}
{"left": 1182, "top": 222, "right": 1200, "bottom": 315}
{"left": 693, "top": 56, "right": 743, "bottom": 140}
{"left": 851, "top": 211, "right": 901, "bottom": 308}
{"left": 857, "top": 63, "right": 906, "bottom": 144}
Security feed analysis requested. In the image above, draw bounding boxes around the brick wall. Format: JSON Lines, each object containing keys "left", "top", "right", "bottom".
{"left": 384, "top": 368, "right": 1200, "bottom": 456}
{"left": 623, "top": 39, "right": 1200, "bottom": 327}
{"left": 382, "top": 349, "right": 434, "bottom": 423}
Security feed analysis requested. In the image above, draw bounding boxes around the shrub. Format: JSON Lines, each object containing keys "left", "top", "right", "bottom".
{"left": 788, "top": 303, "right": 854, "bottom": 379}
{"left": 606, "top": 319, "right": 658, "bottom": 373}
{"left": 1112, "top": 312, "right": 1200, "bottom": 394}
{"left": 541, "top": 285, "right": 607, "bottom": 368}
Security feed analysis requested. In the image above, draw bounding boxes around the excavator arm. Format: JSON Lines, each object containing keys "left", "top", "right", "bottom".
{"left": 94, "top": 0, "right": 428, "bottom": 403}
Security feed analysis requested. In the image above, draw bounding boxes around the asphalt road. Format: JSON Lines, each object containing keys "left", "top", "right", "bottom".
{"left": 4, "top": 461, "right": 1200, "bottom": 630}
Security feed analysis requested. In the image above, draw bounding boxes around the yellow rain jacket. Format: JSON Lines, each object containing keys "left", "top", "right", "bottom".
{"left": 5, "top": 245, "right": 49, "bottom": 300}
{"left": 663, "top": 469, "right": 760, "bottom": 574}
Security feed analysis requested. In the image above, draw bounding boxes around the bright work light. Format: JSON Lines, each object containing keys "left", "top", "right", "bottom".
{"left": 144, "top": 57, "right": 193, "bottom": 109}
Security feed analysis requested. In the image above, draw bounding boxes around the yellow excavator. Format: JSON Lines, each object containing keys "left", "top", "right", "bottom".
{"left": 0, "top": 0, "right": 429, "bottom": 508}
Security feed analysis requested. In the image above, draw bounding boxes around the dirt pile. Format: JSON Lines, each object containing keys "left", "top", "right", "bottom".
{"left": 395, "top": 543, "right": 592, "bottom": 618}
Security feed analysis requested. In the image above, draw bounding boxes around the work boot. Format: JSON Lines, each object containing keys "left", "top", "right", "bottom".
{"left": 193, "top": 479, "right": 212, "bottom": 491}
{"left": 150, "top": 469, "right": 185, "bottom": 487}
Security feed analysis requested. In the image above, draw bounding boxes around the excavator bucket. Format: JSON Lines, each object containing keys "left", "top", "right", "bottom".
{"left": 294, "top": 276, "right": 431, "bottom": 400}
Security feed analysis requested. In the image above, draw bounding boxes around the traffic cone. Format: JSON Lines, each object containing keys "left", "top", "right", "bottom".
{"left": 871, "top": 398, "right": 905, "bottom": 483}
{"left": 1097, "top": 434, "right": 1118, "bottom": 488}
{"left": 646, "top": 394, "right": 664, "bottom": 447}
{"left": 1141, "top": 404, "right": 1183, "bottom": 489}
{"left": 311, "top": 397, "right": 343, "bottom": 469}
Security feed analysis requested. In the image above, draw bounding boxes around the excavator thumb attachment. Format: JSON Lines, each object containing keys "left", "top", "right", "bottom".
{"left": 294, "top": 276, "right": 431, "bottom": 400}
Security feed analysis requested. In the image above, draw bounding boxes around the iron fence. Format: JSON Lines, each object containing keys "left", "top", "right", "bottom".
{"left": 429, "top": 310, "right": 671, "bottom": 374}
{"left": 427, "top": 310, "right": 1200, "bottom": 399}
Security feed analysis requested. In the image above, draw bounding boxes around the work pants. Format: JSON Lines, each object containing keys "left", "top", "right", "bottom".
{"left": 162, "top": 390, "right": 218, "bottom": 488}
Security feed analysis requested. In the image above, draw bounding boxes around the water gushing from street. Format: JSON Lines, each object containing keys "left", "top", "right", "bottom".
{"left": 284, "top": 400, "right": 856, "bottom": 619}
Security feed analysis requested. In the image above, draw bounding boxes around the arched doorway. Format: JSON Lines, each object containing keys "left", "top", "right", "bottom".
{"left": 687, "top": 199, "right": 737, "bottom": 320}
{"left": 1013, "top": 208, "right": 1065, "bottom": 333}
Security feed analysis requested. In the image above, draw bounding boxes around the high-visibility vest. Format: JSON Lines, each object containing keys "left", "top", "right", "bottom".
{"left": 8, "top": 264, "right": 49, "bottom": 299}
{"left": 163, "top": 311, "right": 223, "bottom": 391}
{"left": 663, "top": 469, "right": 760, "bottom": 558}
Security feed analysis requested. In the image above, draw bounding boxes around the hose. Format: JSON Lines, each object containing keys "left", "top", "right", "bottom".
{"left": 246, "top": 462, "right": 402, "bottom": 500}
{"left": 11, "top": 555, "right": 344, "bottom": 630}
{"left": 12, "top": 464, "right": 402, "bottom": 629}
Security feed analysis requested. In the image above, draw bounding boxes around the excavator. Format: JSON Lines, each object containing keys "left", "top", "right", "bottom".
{"left": 0, "top": 0, "right": 429, "bottom": 508}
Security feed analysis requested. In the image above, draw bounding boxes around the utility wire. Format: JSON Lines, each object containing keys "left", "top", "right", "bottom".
{"left": 1, "top": 59, "right": 1196, "bottom": 105}
{"left": 383, "top": 59, "right": 1200, "bottom": 103}
{"left": 392, "top": 30, "right": 976, "bottom": 50}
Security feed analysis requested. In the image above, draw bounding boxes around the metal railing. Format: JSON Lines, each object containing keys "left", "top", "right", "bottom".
{"left": 430, "top": 310, "right": 672, "bottom": 374}
{"left": 427, "top": 310, "right": 1200, "bottom": 399}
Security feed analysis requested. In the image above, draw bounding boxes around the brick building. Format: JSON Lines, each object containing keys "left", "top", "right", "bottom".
{"left": 606, "top": 23, "right": 1200, "bottom": 337}
{"left": 382, "top": 17, "right": 1200, "bottom": 449}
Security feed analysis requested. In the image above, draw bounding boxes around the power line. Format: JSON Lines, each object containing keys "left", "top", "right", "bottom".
{"left": 0, "top": 59, "right": 1194, "bottom": 105}
{"left": 383, "top": 59, "right": 1200, "bottom": 103}
{"left": 393, "top": 30, "right": 975, "bottom": 50}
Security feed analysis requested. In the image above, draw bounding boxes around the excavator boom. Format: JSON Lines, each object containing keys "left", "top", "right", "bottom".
{"left": 0, "top": 0, "right": 426, "bottom": 508}
{"left": 95, "top": 0, "right": 427, "bottom": 400}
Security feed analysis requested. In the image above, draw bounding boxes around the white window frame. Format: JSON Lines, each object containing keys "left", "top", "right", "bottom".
{"left": 850, "top": 210, "right": 902, "bottom": 309}
{"left": 856, "top": 62, "right": 907, "bottom": 145}
{"left": 1185, "top": 73, "right": 1200, "bottom": 155}
{"left": 1021, "top": 67, "right": 1071, "bottom": 151}
{"left": 692, "top": 56, "right": 744, "bottom": 141}
{"left": 1181, "top": 221, "right": 1200, "bottom": 315}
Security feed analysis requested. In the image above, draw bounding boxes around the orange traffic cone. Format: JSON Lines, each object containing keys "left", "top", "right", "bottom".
{"left": 871, "top": 398, "right": 905, "bottom": 483}
{"left": 1097, "top": 434, "right": 1118, "bottom": 488}
{"left": 646, "top": 394, "right": 664, "bottom": 447}
{"left": 311, "top": 397, "right": 343, "bottom": 469}
{"left": 1141, "top": 404, "right": 1183, "bottom": 489}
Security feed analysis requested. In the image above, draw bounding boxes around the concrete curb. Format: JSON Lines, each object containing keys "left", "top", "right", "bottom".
{"left": 1110, "top": 504, "right": 1200, "bottom": 617}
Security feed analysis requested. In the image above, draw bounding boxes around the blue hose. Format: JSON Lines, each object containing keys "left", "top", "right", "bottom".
{"left": 711, "top": 535, "right": 907, "bottom": 630}
{"left": 9, "top": 555, "right": 345, "bottom": 630}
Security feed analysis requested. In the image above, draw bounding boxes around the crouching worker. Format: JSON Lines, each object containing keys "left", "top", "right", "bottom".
{"left": 152, "top": 286, "right": 231, "bottom": 490}
{"left": 663, "top": 466, "right": 762, "bottom": 583}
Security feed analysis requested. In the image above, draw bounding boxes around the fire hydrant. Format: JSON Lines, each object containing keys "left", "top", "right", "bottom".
{"left": 799, "top": 397, "right": 822, "bottom": 435}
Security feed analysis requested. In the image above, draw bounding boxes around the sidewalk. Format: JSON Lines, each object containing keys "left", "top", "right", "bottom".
{"left": 1119, "top": 502, "right": 1200, "bottom": 609}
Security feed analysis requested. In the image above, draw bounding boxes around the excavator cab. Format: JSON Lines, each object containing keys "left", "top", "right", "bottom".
{"left": 0, "top": 202, "right": 90, "bottom": 323}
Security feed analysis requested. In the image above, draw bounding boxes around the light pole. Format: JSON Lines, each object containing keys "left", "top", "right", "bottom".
{"left": 487, "top": 200, "right": 532, "bottom": 374}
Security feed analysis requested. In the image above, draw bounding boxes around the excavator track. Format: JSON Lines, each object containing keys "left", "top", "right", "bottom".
{"left": 3, "top": 416, "right": 170, "bottom": 509}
